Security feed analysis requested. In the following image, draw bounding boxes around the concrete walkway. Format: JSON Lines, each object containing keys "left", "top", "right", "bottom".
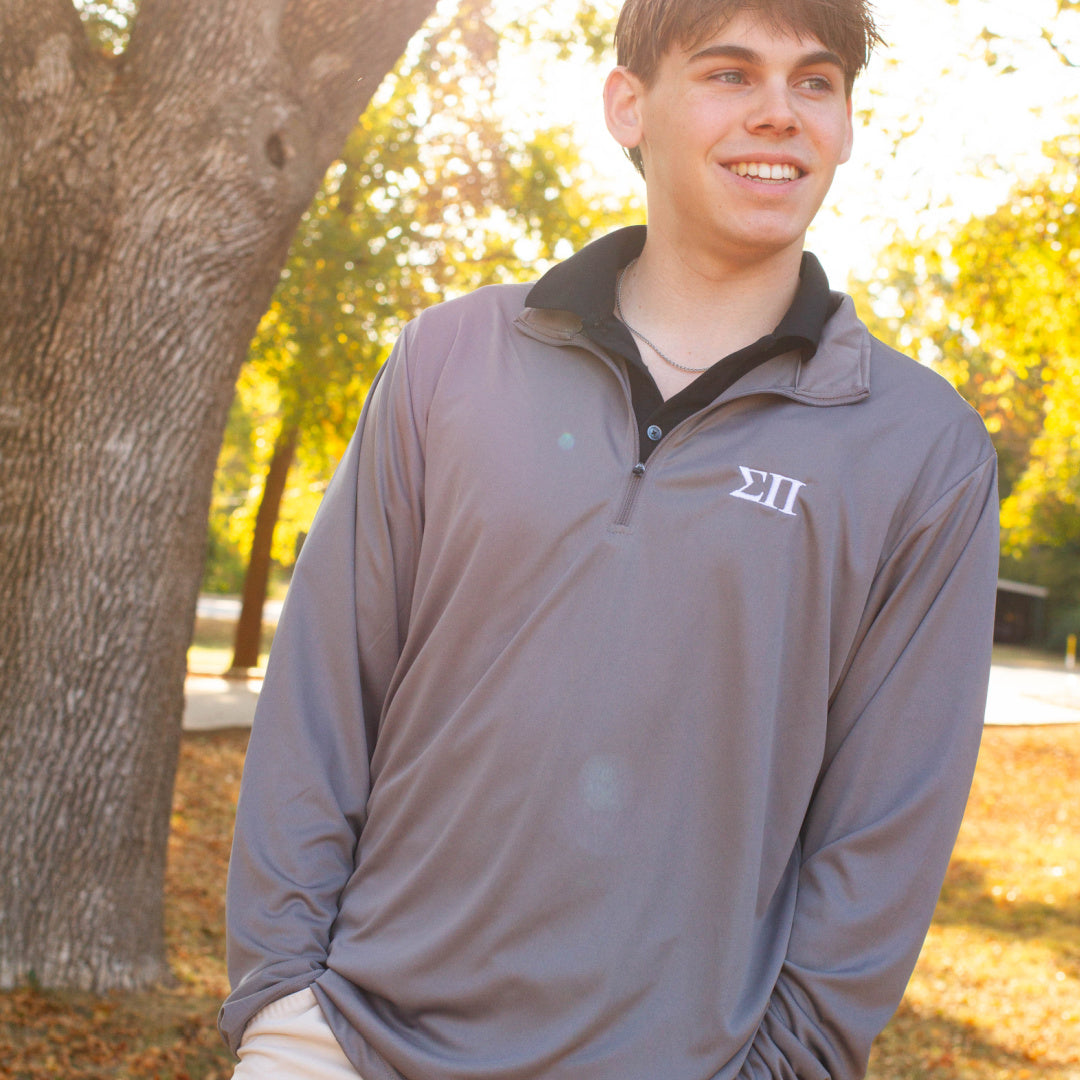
{"left": 183, "top": 673, "right": 263, "bottom": 731}
{"left": 984, "top": 663, "right": 1080, "bottom": 727}
{"left": 182, "top": 662, "right": 1080, "bottom": 732}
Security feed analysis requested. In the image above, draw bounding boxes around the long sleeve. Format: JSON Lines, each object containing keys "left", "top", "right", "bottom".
{"left": 737, "top": 451, "right": 999, "bottom": 1079}
{"left": 218, "top": 328, "right": 426, "bottom": 1054}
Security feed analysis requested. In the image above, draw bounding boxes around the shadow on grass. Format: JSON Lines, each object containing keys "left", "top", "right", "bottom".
{"left": 870, "top": 999, "right": 1061, "bottom": 1079}
{"left": 989, "top": 643, "right": 1068, "bottom": 671}
{"left": 933, "top": 857, "right": 1080, "bottom": 979}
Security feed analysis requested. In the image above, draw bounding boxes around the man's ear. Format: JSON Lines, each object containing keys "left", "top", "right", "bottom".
{"left": 603, "top": 66, "right": 645, "bottom": 155}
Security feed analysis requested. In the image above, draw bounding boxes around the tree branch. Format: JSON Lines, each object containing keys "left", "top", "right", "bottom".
{"left": 123, "top": 0, "right": 269, "bottom": 98}
{"left": 117, "top": 0, "right": 442, "bottom": 226}
{"left": 0, "top": 0, "right": 96, "bottom": 115}
{"left": 0, "top": 0, "right": 87, "bottom": 52}
{"left": 124, "top": 0, "right": 441, "bottom": 146}
{"left": 279, "top": 0, "right": 443, "bottom": 161}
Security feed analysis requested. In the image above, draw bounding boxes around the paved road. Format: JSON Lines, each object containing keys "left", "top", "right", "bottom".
{"left": 183, "top": 673, "right": 264, "bottom": 731}
{"left": 197, "top": 596, "right": 284, "bottom": 623}
{"left": 984, "top": 663, "right": 1080, "bottom": 726}
{"left": 183, "top": 662, "right": 1080, "bottom": 732}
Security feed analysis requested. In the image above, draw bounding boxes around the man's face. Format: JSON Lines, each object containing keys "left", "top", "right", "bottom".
{"left": 607, "top": 12, "right": 854, "bottom": 266}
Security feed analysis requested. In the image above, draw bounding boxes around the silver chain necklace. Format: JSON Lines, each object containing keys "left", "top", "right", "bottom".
{"left": 615, "top": 263, "right": 711, "bottom": 375}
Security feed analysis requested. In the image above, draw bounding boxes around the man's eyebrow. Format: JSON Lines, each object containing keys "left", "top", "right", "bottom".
{"left": 688, "top": 43, "right": 762, "bottom": 64}
{"left": 796, "top": 48, "right": 846, "bottom": 70}
{"left": 688, "top": 43, "right": 845, "bottom": 70}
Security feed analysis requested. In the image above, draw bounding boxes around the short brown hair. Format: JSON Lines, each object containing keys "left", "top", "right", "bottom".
{"left": 615, "top": 0, "right": 882, "bottom": 93}
{"left": 614, "top": 0, "right": 882, "bottom": 175}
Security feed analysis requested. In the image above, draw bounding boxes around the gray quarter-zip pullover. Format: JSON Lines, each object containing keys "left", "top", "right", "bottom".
{"left": 221, "top": 244, "right": 998, "bottom": 1080}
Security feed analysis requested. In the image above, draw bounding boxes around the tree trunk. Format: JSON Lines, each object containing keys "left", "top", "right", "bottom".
{"left": 230, "top": 424, "right": 300, "bottom": 672}
{"left": 0, "top": 0, "right": 439, "bottom": 991}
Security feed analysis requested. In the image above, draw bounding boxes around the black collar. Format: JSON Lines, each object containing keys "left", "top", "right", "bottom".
{"left": 526, "top": 226, "right": 648, "bottom": 328}
{"left": 523, "top": 227, "right": 839, "bottom": 464}
{"left": 525, "top": 225, "right": 835, "bottom": 358}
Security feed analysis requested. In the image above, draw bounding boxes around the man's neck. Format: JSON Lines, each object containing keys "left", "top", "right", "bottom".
{"left": 636, "top": 225, "right": 802, "bottom": 333}
{"left": 615, "top": 230, "right": 805, "bottom": 401}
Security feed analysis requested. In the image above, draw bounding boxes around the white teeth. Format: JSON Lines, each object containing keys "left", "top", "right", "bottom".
{"left": 729, "top": 162, "right": 801, "bottom": 181}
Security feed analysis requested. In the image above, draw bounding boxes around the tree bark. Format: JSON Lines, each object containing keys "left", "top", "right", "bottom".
{"left": 230, "top": 425, "right": 300, "bottom": 672}
{"left": 0, "top": 0, "right": 439, "bottom": 991}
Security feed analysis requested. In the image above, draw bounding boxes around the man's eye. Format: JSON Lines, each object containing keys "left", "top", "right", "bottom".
{"left": 800, "top": 75, "right": 833, "bottom": 91}
{"left": 711, "top": 70, "right": 745, "bottom": 84}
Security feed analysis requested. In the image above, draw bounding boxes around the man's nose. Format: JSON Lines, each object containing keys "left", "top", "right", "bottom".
{"left": 746, "top": 81, "right": 800, "bottom": 134}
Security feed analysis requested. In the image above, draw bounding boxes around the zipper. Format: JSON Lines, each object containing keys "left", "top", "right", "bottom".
{"left": 614, "top": 461, "right": 647, "bottom": 527}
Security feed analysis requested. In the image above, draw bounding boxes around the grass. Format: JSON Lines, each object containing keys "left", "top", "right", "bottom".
{"left": 990, "top": 642, "right": 1074, "bottom": 672}
{"left": 2, "top": 724, "right": 1078, "bottom": 1079}
{"left": 186, "top": 617, "right": 273, "bottom": 676}
{"left": 867, "top": 725, "right": 1080, "bottom": 1080}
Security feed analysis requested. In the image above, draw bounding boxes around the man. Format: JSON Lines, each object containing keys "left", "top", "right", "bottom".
{"left": 220, "top": 1, "right": 999, "bottom": 1077}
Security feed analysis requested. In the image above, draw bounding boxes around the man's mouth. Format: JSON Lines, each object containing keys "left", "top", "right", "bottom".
{"left": 725, "top": 162, "right": 803, "bottom": 183}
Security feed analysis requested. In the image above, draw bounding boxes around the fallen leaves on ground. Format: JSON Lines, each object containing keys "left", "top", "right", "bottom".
{"left": 2, "top": 725, "right": 1078, "bottom": 1079}
{"left": 867, "top": 725, "right": 1080, "bottom": 1080}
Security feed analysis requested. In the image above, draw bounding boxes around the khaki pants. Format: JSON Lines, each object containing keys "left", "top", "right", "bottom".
{"left": 231, "top": 986, "right": 362, "bottom": 1079}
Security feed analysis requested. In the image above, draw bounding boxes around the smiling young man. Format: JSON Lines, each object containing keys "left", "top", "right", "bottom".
{"left": 220, "top": 2, "right": 1000, "bottom": 1079}
{"left": 603, "top": 6, "right": 856, "bottom": 400}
